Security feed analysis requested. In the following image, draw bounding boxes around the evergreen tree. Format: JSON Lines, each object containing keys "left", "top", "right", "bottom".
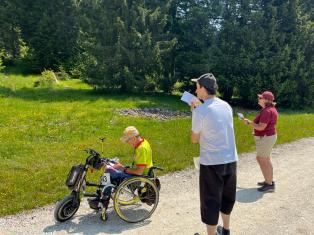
{"left": 79, "top": 0, "right": 173, "bottom": 92}
{"left": 170, "top": 0, "right": 215, "bottom": 90}
{"left": 0, "top": 0, "right": 24, "bottom": 60}
{"left": 18, "top": 0, "right": 80, "bottom": 72}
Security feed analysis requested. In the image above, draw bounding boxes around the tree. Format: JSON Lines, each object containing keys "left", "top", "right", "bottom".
{"left": 0, "top": 0, "right": 24, "bottom": 61}
{"left": 169, "top": 0, "right": 215, "bottom": 91}
{"left": 78, "top": 0, "right": 174, "bottom": 92}
{"left": 17, "top": 0, "right": 80, "bottom": 72}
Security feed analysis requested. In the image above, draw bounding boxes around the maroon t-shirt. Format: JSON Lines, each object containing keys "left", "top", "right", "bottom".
{"left": 253, "top": 106, "right": 278, "bottom": 136}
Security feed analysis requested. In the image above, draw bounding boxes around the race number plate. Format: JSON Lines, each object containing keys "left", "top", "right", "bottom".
{"left": 100, "top": 173, "right": 111, "bottom": 186}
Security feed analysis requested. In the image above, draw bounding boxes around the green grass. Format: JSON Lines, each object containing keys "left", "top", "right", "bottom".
{"left": 0, "top": 72, "right": 314, "bottom": 216}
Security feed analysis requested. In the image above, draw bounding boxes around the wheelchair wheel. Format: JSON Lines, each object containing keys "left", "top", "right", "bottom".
{"left": 113, "top": 177, "right": 159, "bottom": 223}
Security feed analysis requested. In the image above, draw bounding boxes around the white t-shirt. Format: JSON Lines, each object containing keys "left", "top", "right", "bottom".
{"left": 192, "top": 97, "right": 238, "bottom": 165}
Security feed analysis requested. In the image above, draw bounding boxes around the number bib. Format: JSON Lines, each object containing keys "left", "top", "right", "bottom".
{"left": 100, "top": 173, "right": 111, "bottom": 186}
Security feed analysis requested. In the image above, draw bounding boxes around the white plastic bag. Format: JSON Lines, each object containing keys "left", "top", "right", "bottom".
{"left": 193, "top": 157, "right": 200, "bottom": 171}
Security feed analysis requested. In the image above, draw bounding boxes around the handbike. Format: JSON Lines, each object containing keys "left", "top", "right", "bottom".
{"left": 54, "top": 148, "right": 163, "bottom": 223}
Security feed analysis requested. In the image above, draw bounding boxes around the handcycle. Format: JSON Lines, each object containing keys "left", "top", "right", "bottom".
{"left": 54, "top": 148, "right": 163, "bottom": 223}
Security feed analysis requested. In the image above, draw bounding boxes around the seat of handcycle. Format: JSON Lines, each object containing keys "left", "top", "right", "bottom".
{"left": 145, "top": 166, "right": 163, "bottom": 178}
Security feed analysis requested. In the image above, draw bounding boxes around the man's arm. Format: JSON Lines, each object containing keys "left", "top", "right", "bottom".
{"left": 113, "top": 162, "right": 124, "bottom": 170}
{"left": 191, "top": 132, "right": 200, "bottom": 143}
{"left": 125, "top": 165, "right": 145, "bottom": 175}
{"left": 191, "top": 109, "right": 202, "bottom": 144}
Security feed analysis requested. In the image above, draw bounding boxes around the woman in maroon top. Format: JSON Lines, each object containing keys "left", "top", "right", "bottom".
{"left": 243, "top": 91, "right": 278, "bottom": 192}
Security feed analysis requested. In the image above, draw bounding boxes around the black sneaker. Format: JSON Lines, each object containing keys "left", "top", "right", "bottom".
{"left": 257, "top": 181, "right": 274, "bottom": 186}
{"left": 216, "top": 225, "right": 230, "bottom": 235}
{"left": 257, "top": 182, "right": 275, "bottom": 192}
{"left": 88, "top": 197, "right": 110, "bottom": 210}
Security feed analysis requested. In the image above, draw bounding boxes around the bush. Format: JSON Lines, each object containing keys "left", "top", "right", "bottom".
{"left": 171, "top": 80, "right": 184, "bottom": 95}
{"left": 55, "top": 66, "right": 70, "bottom": 81}
{"left": 34, "top": 69, "right": 59, "bottom": 87}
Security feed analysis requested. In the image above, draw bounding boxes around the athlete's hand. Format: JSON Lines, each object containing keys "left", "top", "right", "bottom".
{"left": 190, "top": 99, "right": 201, "bottom": 111}
{"left": 113, "top": 163, "right": 124, "bottom": 170}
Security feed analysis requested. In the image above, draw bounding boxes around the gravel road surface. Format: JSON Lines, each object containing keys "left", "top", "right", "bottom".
{"left": 1, "top": 137, "right": 313, "bottom": 235}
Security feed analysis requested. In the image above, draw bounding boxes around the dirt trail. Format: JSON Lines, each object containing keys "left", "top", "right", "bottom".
{"left": 1, "top": 137, "right": 314, "bottom": 235}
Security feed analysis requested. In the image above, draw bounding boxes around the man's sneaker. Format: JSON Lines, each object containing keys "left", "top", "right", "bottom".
{"left": 216, "top": 225, "right": 230, "bottom": 235}
{"left": 88, "top": 197, "right": 110, "bottom": 210}
{"left": 257, "top": 182, "right": 275, "bottom": 192}
{"left": 257, "top": 181, "right": 274, "bottom": 186}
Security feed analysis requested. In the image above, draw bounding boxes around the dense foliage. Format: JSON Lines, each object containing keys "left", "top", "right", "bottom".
{"left": 0, "top": 0, "right": 313, "bottom": 107}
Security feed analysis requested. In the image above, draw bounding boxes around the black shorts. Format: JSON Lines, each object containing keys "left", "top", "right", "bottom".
{"left": 199, "top": 162, "right": 237, "bottom": 225}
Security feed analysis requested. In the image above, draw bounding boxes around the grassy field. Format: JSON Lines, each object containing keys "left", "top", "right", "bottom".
{"left": 0, "top": 72, "right": 313, "bottom": 216}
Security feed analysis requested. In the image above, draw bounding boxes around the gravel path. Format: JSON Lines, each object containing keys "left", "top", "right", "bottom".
{"left": 1, "top": 137, "right": 314, "bottom": 235}
{"left": 116, "top": 108, "right": 191, "bottom": 120}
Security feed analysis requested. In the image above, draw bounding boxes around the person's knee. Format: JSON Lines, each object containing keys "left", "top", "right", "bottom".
{"left": 201, "top": 199, "right": 220, "bottom": 225}
{"left": 256, "top": 156, "right": 262, "bottom": 162}
{"left": 220, "top": 199, "right": 235, "bottom": 215}
{"left": 257, "top": 156, "right": 269, "bottom": 164}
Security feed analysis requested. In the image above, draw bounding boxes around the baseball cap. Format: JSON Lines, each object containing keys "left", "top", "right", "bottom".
{"left": 258, "top": 91, "right": 275, "bottom": 101}
{"left": 120, "top": 126, "right": 140, "bottom": 142}
{"left": 191, "top": 73, "right": 218, "bottom": 94}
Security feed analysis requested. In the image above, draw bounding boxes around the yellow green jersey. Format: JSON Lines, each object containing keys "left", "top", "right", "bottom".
{"left": 133, "top": 138, "right": 153, "bottom": 175}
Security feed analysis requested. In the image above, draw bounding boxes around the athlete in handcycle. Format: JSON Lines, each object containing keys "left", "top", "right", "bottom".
{"left": 54, "top": 126, "right": 162, "bottom": 223}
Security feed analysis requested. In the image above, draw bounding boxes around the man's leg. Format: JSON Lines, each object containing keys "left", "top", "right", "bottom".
{"left": 199, "top": 164, "right": 224, "bottom": 235}
{"left": 107, "top": 168, "right": 133, "bottom": 181}
{"left": 206, "top": 225, "right": 216, "bottom": 235}
{"left": 221, "top": 212, "right": 230, "bottom": 230}
{"left": 219, "top": 162, "right": 237, "bottom": 234}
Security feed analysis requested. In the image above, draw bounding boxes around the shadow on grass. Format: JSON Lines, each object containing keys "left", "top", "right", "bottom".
{"left": 43, "top": 209, "right": 150, "bottom": 235}
{"left": 0, "top": 86, "right": 184, "bottom": 109}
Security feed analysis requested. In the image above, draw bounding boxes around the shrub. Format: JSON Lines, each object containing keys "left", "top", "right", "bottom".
{"left": 55, "top": 67, "right": 70, "bottom": 81}
{"left": 34, "top": 69, "right": 59, "bottom": 87}
{"left": 171, "top": 80, "right": 184, "bottom": 95}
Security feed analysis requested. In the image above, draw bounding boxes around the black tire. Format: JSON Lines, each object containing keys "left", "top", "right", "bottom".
{"left": 54, "top": 195, "right": 80, "bottom": 222}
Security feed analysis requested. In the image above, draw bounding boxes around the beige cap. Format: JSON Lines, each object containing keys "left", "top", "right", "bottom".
{"left": 120, "top": 126, "right": 140, "bottom": 142}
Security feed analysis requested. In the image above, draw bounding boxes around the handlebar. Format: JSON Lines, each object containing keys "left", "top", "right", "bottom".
{"left": 84, "top": 148, "right": 118, "bottom": 169}
{"left": 84, "top": 148, "right": 100, "bottom": 157}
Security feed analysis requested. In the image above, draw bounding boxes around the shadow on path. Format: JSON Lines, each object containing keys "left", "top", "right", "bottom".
{"left": 43, "top": 209, "right": 150, "bottom": 235}
{"left": 236, "top": 187, "right": 264, "bottom": 203}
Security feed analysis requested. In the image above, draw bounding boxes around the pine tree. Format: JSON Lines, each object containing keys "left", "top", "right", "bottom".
{"left": 17, "top": 0, "right": 80, "bottom": 72}
{"left": 79, "top": 0, "right": 174, "bottom": 92}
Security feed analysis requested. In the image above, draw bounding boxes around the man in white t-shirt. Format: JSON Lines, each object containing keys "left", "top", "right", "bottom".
{"left": 191, "top": 73, "right": 238, "bottom": 235}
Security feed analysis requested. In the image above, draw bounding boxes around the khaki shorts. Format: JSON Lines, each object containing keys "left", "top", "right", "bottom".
{"left": 254, "top": 134, "right": 277, "bottom": 157}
